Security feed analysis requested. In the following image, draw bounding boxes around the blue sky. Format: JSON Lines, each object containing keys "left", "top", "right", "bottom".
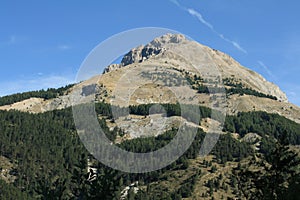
{"left": 0, "top": 0, "right": 299, "bottom": 106}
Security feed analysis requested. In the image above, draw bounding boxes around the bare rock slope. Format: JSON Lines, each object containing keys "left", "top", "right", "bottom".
{"left": 107, "top": 34, "right": 287, "bottom": 102}
{"left": 1, "top": 34, "right": 299, "bottom": 124}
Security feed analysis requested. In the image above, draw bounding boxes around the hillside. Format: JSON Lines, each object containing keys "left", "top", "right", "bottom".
{"left": 0, "top": 102, "right": 299, "bottom": 199}
{"left": 1, "top": 34, "right": 299, "bottom": 124}
{"left": 0, "top": 34, "right": 299, "bottom": 199}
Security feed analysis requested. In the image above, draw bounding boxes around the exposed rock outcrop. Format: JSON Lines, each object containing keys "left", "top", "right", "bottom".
{"left": 1, "top": 33, "right": 298, "bottom": 123}
{"left": 104, "top": 34, "right": 288, "bottom": 102}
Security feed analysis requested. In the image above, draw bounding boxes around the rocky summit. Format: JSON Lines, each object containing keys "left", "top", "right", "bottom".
{"left": 2, "top": 33, "right": 299, "bottom": 123}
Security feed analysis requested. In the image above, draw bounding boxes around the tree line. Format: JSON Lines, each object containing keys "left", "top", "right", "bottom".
{"left": 0, "top": 84, "right": 74, "bottom": 106}
{"left": 0, "top": 99, "right": 299, "bottom": 199}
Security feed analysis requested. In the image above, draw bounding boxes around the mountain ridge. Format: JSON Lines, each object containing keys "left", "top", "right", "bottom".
{"left": 0, "top": 33, "right": 299, "bottom": 124}
{"left": 104, "top": 34, "right": 287, "bottom": 102}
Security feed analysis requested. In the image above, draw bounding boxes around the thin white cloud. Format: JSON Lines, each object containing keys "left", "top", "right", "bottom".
{"left": 169, "top": 0, "right": 247, "bottom": 54}
{"left": 169, "top": 0, "right": 180, "bottom": 7}
{"left": 232, "top": 41, "right": 247, "bottom": 54}
{"left": 219, "top": 34, "right": 247, "bottom": 53}
{"left": 257, "top": 60, "right": 275, "bottom": 79}
{"left": 0, "top": 74, "right": 75, "bottom": 97}
{"left": 187, "top": 9, "right": 214, "bottom": 30}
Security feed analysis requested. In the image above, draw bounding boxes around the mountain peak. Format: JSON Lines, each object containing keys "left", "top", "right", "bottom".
{"left": 4, "top": 33, "right": 297, "bottom": 122}
{"left": 104, "top": 33, "right": 288, "bottom": 103}
{"left": 147, "top": 33, "right": 187, "bottom": 47}
{"left": 119, "top": 34, "right": 187, "bottom": 67}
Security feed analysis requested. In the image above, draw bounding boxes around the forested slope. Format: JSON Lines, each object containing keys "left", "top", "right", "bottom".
{"left": 0, "top": 100, "right": 299, "bottom": 199}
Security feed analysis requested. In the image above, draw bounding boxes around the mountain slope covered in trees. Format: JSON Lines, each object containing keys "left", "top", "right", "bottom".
{"left": 0, "top": 97, "right": 299, "bottom": 199}
{"left": 1, "top": 34, "right": 299, "bottom": 199}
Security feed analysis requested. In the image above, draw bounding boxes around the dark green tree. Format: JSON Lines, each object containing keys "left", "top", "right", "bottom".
{"left": 237, "top": 135, "right": 300, "bottom": 200}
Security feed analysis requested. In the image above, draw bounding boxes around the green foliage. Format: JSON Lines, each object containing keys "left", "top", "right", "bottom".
{"left": 133, "top": 185, "right": 178, "bottom": 200}
{"left": 226, "top": 87, "right": 277, "bottom": 100}
{"left": 0, "top": 106, "right": 205, "bottom": 199}
{"left": 212, "top": 133, "right": 254, "bottom": 163}
{"left": 0, "top": 109, "right": 89, "bottom": 199}
{"left": 119, "top": 128, "right": 179, "bottom": 153}
{"left": 0, "top": 91, "right": 299, "bottom": 199}
{"left": 87, "top": 167, "right": 123, "bottom": 200}
{"left": 187, "top": 76, "right": 278, "bottom": 100}
{"left": 237, "top": 136, "right": 300, "bottom": 200}
{"left": 129, "top": 103, "right": 212, "bottom": 124}
{"left": 0, "top": 179, "right": 34, "bottom": 200}
{"left": 117, "top": 127, "right": 205, "bottom": 179}
{"left": 0, "top": 84, "right": 74, "bottom": 106}
{"left": 206, "top": 178, "right": 221, "bottom": 196}
{"left": 259, "top": 136, "right": 276, "bottom": 159}
{"left": 223, "top": 111, "right": 300, "bottom": 145}
{"left": 178, "top": 174, "right": 199, "bottom": 198}
{"left": 223, "top": 78, "right": 277, "bottom": 100}
{"left": 95, "top": 102, "right": 213, "bottom": 124}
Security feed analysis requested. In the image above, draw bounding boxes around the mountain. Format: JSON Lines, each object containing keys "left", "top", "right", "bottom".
{"left": 0, "top": 34, "right": 299, "bottom": 199}
{"left": 107, "top": 33, "right": 287, "bottom": 101}
{"left": 1, "top": 34, "right": 299, "bottom": 123}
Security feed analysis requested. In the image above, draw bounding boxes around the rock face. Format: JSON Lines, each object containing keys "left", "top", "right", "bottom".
{"left": 104, "top": 33, "right": 288, "bottom": 102}
{"left": 119, "top": 34, "right": 185, "bottom": 66}
{"left": 103, "top": 64, "right": 123, "bottom": 74}
{"left": 120, "top": 45, "right": 162, "bottom": 66}
{"left": 2, "top": 33, "right": 299, "bottom": 123}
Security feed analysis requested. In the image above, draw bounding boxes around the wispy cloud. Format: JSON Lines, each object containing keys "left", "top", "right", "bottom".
{"left": 219, "top": 34, "right": 247, "bottom": 54}
{"left": 0, "top": 74, "right": 75, "bottom": 97}
{"left": 169, "top": 0, "right": 180, "bottom": 7}
{"left": 257, "top": 60, "right": 276, "bottom": 79}
{"left": 232, "top": 42, "right": 246, "bottom": 54}
{"left": 169, "top": 0, "right": 247, "bottom": 54}
{"left": 187, "top": 9, "right": 214, "bottom": 30}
